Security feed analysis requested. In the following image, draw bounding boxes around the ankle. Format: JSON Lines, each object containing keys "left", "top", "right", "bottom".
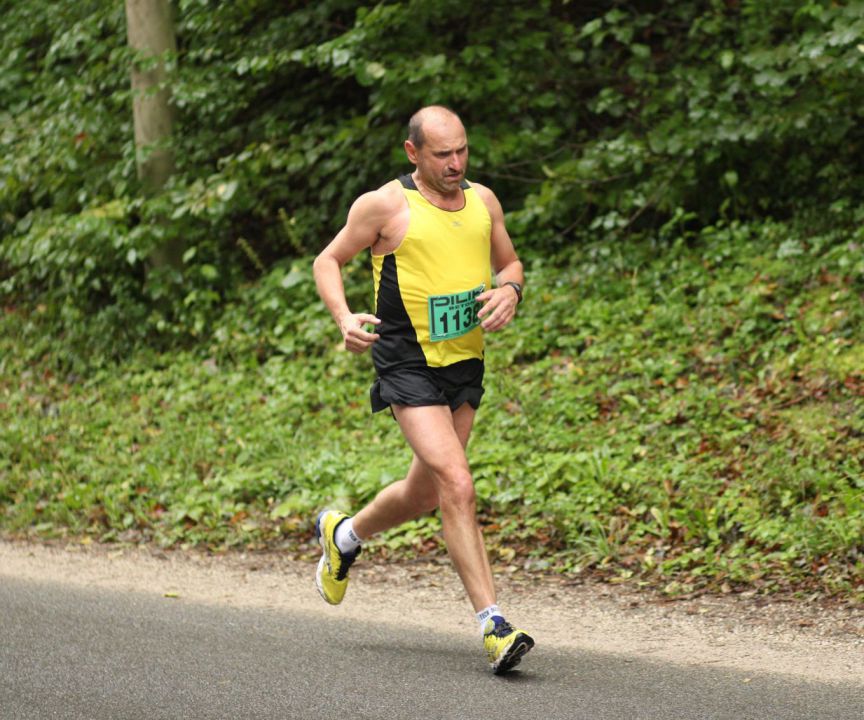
{"left": 476, "top": 604, "right": 503, "bottom": 635}
{"left": 334, "top": 517, "right": 362, "bottom": 554}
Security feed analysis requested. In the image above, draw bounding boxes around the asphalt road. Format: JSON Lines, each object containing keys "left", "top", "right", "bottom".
{"left": 1, "top": 576, "right": 862, "bottom": 720}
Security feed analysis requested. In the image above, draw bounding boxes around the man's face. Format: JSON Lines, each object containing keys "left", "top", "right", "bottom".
{"left": 406, "top": 117, "right": 469, "bottom": 195}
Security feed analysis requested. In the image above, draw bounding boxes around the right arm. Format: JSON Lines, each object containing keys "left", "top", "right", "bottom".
{"left": 312, "top": 190, "right": 390, "bottom": 353}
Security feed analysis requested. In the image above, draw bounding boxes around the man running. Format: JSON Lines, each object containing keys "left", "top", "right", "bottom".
{"left": 312, "top": 105, "right": 534, "bottom": 674}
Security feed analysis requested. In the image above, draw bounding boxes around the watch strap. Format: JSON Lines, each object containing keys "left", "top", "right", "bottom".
{"left": 503, "top": 281, "right": 523, "bottom": 304}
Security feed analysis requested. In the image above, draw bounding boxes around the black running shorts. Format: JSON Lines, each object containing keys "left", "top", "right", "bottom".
{"left": 370, "top": 358, "right": 485, "bottom": 414}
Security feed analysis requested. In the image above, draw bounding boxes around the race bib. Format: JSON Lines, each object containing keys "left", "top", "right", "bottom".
{"left": 428, "top": 284, "right": 485, "bottom": 342}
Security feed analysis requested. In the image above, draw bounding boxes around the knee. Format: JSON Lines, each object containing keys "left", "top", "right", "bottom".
{"left": 436, "top": 467, "right": 476, "bottom": 511}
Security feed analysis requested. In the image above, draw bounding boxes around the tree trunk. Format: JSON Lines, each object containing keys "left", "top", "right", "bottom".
{"left": 125, "top": 0, "right": 182, "bottom": 269}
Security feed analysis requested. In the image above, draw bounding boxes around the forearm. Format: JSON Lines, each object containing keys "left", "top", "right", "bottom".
{"left": 495, "top": 258, "right": 524, "bottom": 288}
{"left": 312, "top": 253, "right": 352, "bottom": 326}
{"left": 313, "top": 251, "right": 381, "bottom": 353}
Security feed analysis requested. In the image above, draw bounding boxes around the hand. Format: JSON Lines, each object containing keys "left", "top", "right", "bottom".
{"left": 339, "top": 312, "right": 381, "bottom": 353}
{"left": 476, "top": 285, "right": 519, "bottom": 333}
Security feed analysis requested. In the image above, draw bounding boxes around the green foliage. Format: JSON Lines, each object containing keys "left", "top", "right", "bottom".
{"left": 2, "top": 1, "right": 863, "bottom": 596}
{"left": 2, "top": 219, "right": 862, "bottom": 596}
{"left": 5, "top": 1, "right": 863, "bottom": 351}
{"left": 511, "top": 0, "right": 864, "bottom": 242}
{"left": 481, "top": 218, "right": 863, "bottom": 594}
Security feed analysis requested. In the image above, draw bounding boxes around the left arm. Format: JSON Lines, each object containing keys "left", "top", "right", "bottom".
{"left": 473, "top": 183, "right": 524, "bottom": 332}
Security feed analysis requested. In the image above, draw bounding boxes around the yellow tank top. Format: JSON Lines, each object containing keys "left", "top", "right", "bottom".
{"left": 371, "top": 175, "right": 492, "bottom": 372}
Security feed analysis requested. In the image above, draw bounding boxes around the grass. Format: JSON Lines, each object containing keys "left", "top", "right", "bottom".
{"left": 1, "top": 218, "right": 862, "bottom": 599}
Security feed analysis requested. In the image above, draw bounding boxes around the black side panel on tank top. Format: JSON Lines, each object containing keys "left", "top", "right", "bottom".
{"left": 372, "top": 253, "right": 427, "bottom": 373}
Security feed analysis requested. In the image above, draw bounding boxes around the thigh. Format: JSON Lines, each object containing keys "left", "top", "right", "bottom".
{"left": 392, "top": 404, "right": 470, "bottom": 475}
{"left": 451, "top": 402, "right": 476, "bottom": 449}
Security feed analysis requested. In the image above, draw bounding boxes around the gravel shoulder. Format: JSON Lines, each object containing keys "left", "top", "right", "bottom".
{"left": 2, "top": 538, "right": 861, "bottom": 687}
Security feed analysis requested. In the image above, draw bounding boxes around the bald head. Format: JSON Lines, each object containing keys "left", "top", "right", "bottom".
{"left": 407, "top": 106, "right": 463, "bottom": 149}
{"left": 404, "top": 105, "right": 469, "bottom": 195}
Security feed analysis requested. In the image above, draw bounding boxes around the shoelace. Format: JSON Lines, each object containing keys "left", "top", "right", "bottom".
{"left": 486, "top": 619, "right": 515, "bottom": 639}
{"left": 335, "top": 546, "right": 360, "bottom": 581}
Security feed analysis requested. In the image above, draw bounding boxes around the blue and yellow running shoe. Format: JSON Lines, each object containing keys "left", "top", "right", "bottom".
{"left": 483, "top": 616, "right": 535, "bottom": 674}
{"left": 315, "top": 510, "right": 360, "bottom": 605}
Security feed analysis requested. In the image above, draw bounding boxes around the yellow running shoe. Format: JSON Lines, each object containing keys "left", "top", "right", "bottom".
{"left": 483, "top": 616, "right": 535, "bottom": 674}
{"left": 314, "top": 510, "right": 360, "bottom": 605}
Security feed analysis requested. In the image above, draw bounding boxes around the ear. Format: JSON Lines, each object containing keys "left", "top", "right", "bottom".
{"left": 404, "top": 140, "right": 419, "bottom": 165}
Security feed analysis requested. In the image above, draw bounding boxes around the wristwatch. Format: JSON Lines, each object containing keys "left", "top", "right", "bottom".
{"left": 503, "top": 281, "right": 523, "bottom": 304}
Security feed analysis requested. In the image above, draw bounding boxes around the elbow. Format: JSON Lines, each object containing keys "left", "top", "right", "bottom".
{"left": 312, "top": 251, "right": 331, "bottom": 282}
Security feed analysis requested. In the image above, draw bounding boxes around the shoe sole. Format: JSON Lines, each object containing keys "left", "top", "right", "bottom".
{"left": 493, "top": 633, "right": 535, "bottom": 675}
{"left": 315, "top": 553, "right": 333, "bottom": 604}
{"left": 314, "top": 511, "right": 333, "bottom": 604}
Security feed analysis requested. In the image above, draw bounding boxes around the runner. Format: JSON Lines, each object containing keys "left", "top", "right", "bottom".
{"left": 312, "top": 105, "right": 534, "bottom": 674}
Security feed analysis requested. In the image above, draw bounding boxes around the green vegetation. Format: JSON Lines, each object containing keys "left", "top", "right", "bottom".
{"left": 1, "top": 1, "right": 863, "bottom": 598}
{"left": 3, "top": 219, "right": 862, "bottom": 596}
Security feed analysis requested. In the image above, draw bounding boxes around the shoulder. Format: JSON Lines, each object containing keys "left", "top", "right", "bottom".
{"left": 467, "top": 181, "right": 503, "bottom": 219}
{"left": 348, "top": 179, "right": 405, "bottom": 223}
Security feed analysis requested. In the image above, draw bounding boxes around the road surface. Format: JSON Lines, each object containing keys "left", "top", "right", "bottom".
{"left": 1, "top": 542, "right": 862, "bottom": 719}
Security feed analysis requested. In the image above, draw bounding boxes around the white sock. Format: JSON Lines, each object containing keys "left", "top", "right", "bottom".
{"left": 476, "top": 604, "right": 503, "bottom": 635}
{"left": 334, "top": 517, "right": 361, "bottom": 554}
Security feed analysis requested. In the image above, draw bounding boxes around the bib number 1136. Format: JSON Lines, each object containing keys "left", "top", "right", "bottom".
{"left": 428, "top": 284, "right": 485, "bottom": 342}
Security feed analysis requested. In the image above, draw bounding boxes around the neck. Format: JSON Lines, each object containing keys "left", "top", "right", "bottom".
{"left": 412, "top": 172, "right": 464, "bottom": 210}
